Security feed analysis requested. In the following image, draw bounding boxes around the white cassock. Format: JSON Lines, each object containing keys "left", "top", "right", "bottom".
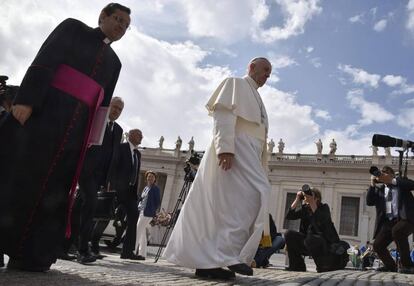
{"left": 163, "top": 75, "right": 271, "bottom": 269}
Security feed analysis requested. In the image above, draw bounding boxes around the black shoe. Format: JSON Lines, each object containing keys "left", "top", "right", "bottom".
{"left": 91, "top": 251, "right": 105, "bottom": 260}
{"left": 375, "top": 266, "right": 397, "bottom": 272}
{"left": 228, "top": 263, "right": 253, "bottom": 276}
{"left": 398, "top": 266, "right": 414, "bottom": 274}
{"left": 120, "top": 253, "right": 145, "bottom": 260}
{"left": 77, "top": 253, "right": 96, "bottom": 264}
{"left": 285, "top": 266, "right": 306, "bottom": 272}
{"left": 57, "top": 252, "right": 77, "bottom": 261}
{"left": 7, "top": 258, "right": 50, "bottom": 272}
{"left": 195, "top": 268, "right": 236, "bottom": 280}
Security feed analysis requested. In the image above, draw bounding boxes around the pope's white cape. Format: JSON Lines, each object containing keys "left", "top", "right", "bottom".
{"left": 163, "top": 76, "right": 271, "bottom": 269}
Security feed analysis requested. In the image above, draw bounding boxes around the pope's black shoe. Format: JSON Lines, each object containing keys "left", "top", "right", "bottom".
{"left": 228, "top": 263, "right": 253, "bottom": 276}
{"left": 120, "top": 253, "right": 145, "bottom": 260}
{"left": 195, "top": 268, "right": 236, "bottom": 280}
{"left": 285, "top": 266, "right": 307, "bottom": 272}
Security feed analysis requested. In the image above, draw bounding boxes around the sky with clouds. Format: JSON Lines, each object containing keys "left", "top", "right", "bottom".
{"left": 1, "top": 0, "right": 414, "bottom": 155}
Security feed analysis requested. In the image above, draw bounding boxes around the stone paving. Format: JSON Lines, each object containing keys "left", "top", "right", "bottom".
{"left": 1, "top": 250, "right": 413, "bottom": 286}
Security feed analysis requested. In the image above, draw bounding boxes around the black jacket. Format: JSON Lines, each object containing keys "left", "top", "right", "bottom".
{"left": 81, "top": 121, "right": 122, "bottom": 186}
{"left": 366, "top": 177, "right": 414, "bottom": 238}
{"left": 112, "top": 142, "right": 141, "bottom": 202}
{"left": 286, "top": 203, "right": 340, "bottom": 245}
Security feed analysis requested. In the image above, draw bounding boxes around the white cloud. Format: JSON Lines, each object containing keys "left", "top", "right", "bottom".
{"left": 406, "top": 98, "right": 414, "bottom": 105}
{"left": 382, "top": 74, "right": 405, "bottom": 87}
{"left": 252, "top": 0, "right": 322, "bottom": 43}
{"left": 346, "top": 89, "right": 394, "bottom": 125}
{"left": 407, "top": 0, "right": 414, "bottom": 35}
{"left": 314, "top": 109, "right": 331, "bottom": 120}
{"left": 266, "top": 54, "right": 297, "bottom": 83}
{"left": 396, "top": 108, "right": 414, "bottom": 133}
{"left": 349, "top": 13, "right": 364, "bottom": 24}
{"left": 268, "top": 54, "right": 298, "bottom": 69}
{"left": 309, "top": 57, "right": 321, "bottom": 68}
{"left": 179, "top": 0, "right": 254, "bottom": 43}
{"left": 373, "top": 19, "right": 387, "bottom": 32}
{"left": 114, "top": 31, "right": 235, "bottom": 149}
{"left": 393, "top": 84, "right": 414, "bottom": 95}
{"left": 370, "top": 7, "right": 378, "bottom": 18}
{"left": 338, "top": 64, "right": 381, "bottom": 88}
{"left": 262, "top": 86, "right": 321, "bottom": 153}
{"left": 306, "top": 46, "right": 314, "bottom": 53}
{"left": 382, "top": 74, "right": 414, "bottom": 95}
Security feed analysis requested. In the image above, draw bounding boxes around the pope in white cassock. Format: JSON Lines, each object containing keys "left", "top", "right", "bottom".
{"left": 163, "top": 58, "right": 272, "bottom": 280}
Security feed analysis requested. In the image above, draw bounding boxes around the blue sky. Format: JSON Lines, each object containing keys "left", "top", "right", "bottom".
{"left": 1, "top": 0, "right": 413, "bottom": 155}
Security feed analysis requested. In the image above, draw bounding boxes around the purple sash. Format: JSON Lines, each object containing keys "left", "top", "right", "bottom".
{"left": 51, "top": 64, "right": 104, "bottom": 237}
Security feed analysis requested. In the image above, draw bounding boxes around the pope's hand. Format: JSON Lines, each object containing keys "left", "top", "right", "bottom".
{"left": 218, "top": 153, "right": 234, "bottom": 171}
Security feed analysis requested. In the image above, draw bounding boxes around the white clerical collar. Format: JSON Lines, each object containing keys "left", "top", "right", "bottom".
{"left": 103, "top": 38, "right": 111, "bottom": 44}
{"left": 244, "top": 75, "right": 259, "bottom": 90}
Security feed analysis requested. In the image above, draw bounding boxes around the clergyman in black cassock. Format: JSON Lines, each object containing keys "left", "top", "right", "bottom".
{"left": 0, "top": 3, "right": 131, "bottom": 271}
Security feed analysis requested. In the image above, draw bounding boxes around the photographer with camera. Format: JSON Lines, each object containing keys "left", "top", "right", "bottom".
{"left": 284, "top": 185, "right": 348, "bottom": 272}
{"left": 367, "top": 165, "right": 414, "bottom": 274}
{"left": 0, "top": 76, "right": 18, "bottom": 125}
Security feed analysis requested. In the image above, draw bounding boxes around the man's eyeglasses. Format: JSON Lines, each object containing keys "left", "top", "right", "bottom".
{"left": 112, "top": 14, "right": 130, "bottom": 30}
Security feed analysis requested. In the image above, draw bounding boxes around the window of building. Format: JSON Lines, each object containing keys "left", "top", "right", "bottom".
{"left": 339, "top": 196, "right": 360, "bottom": 236}
{"left": 283, "top": 192, "right": 300, "bottom": 231}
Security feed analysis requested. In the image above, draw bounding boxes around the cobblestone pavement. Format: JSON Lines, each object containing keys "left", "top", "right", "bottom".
{"left": 1, "top": 250, "right": 413, "bottom": 286}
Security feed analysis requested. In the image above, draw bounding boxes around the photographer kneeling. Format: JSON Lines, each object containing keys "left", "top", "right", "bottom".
{"left": 285, "top": 186, "right": 348, "bottom": 272}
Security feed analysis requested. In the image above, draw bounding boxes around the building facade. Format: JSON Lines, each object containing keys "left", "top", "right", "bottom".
{"left": 137, "top": 146, "right": 414, "bottom": 247}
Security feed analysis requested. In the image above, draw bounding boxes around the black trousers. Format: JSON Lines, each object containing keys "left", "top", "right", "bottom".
{"left": 119, "top": 198, "right": 139, "bottom": 256}
{"left": 285, "top": 230, "right": 332, "bottom": 271}
{"left": 78, "top": 176, "right": 99, "bottom": 255}
{"left": 284, "top": 230, "right": 308, "bottom": 270}
{"left": 373, "top": 219, "right": 414, "bottom": 269}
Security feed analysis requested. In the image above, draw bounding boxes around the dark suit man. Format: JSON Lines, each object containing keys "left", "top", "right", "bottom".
{"left": 367, "top": 166, "right": 414, "bottom": 274}
{"left": 112, "top": 129, "right": 143, "bottom": 259}
{"left": 77, "top": 97, "right": 124, "bottom": 264}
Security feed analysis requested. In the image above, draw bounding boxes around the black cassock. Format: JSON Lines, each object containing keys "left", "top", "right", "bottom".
{"left": 0, "top": 18, "right": 122, "bottom": 268}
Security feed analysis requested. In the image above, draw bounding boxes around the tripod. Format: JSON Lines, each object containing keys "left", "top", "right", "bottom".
{"left": 154, "top": 172, "right": 194, "bottom": 262}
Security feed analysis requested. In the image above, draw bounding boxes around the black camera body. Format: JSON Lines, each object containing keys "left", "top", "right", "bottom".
{"left": 369, "top": 166, "right": 382, "bottom": 177}
{"left": 299, "top": 184, "right": 312, "bottom": 200}
{"left": 184, "top": 152, "right": 201, "bottom": 182}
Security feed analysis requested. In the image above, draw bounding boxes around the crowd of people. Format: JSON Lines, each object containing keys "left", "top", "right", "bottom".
{"left": 1, "top": 1, "right": 414, "bottom": 281}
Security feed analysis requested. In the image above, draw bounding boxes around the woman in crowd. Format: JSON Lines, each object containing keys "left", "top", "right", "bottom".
{"left": 135, "top": 171, "right": 161, "bottom": 260}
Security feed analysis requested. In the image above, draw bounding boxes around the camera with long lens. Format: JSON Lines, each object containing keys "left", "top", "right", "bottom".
{"left": 299, "top": 184, "right": 312, "bottom": 200}
{"left": 369, "top": 166, "right": 382, "bottom": 177}
{"left": 372, "top": 134, "right": 413, "bottom": 150}
{"left": 184, "top": 152, "right": 201, "bottom": 182}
